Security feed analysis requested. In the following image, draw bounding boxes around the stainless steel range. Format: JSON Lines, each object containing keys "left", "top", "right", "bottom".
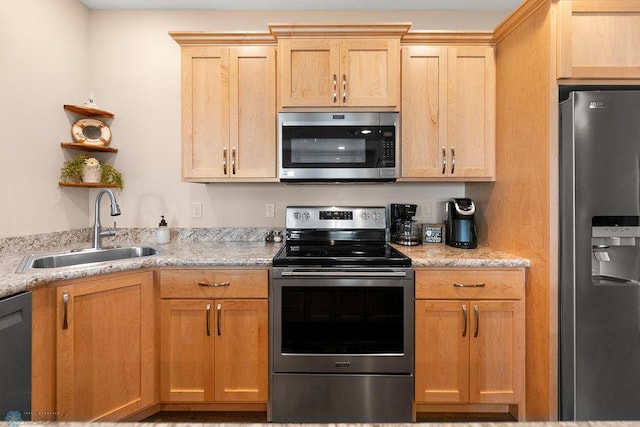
{"left": 269, "top": 206, "right": 414, "bottom": 423}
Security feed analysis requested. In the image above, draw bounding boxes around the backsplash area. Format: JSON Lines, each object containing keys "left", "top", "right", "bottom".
{"left": 0, "top": 227, "right": 284, "bottom": 256}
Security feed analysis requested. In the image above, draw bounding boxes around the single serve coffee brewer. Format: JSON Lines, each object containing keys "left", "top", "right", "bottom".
{"left": 444, "top": 198, "right": 477, "bottom": 249}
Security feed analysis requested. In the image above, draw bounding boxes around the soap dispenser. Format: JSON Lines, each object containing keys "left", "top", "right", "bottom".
{"left": 157, "top": 215, "right": 170, "bottom": 244}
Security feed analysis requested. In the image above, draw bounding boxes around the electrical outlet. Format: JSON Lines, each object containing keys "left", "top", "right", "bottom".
{"left": 421, "top": 201, "right": 438, "bottom": 222}
{"left": 421, "top": 202, "right": 432, "bottom": 219}
{"left": 192, "top": 201, "right": 202, "bottom": 218}
{"left": 265, "top": 203, "right": 275, "bottom": 218}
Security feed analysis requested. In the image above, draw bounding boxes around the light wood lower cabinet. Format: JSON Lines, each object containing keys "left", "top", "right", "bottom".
{"left": 414, "top": 268, "right": 525, "bottom": 418}
{"left": 159, "top": 269, "right": 268, "bottom": 404}
{"left": 54, "top": 271, "right": 155, "bottom": 421}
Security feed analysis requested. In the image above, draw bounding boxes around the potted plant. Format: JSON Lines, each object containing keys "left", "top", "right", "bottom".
{"left": 60, "top": 154, "right": 123, "bottom": 188}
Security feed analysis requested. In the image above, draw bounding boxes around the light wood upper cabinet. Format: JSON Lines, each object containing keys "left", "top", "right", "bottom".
{"left": 175, "top": 39, "right": 277, "bottom": 182}
{"left": 271, "top": 24, "right": 409, "bottom": 109}
{"left": 401, "top": 45, "right": 495, "bottom": 180}
{"left": 414, "top": 268, "right": 525, "bottom": 416}
{"left": 557, "top": 0, "right": 640, "bottom": 78}
{"left": 278, "top": 38, "right": 400, "bottom": 108}
{"left": 55, "top": 272, "right": 155, "bottom": 421}
{"left": 159, "top": 269, "right": 268, "bottom": 404}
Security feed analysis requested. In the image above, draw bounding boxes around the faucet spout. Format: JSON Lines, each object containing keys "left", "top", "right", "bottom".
{"left": 92, "top": 189, "right": 121, "bottom": 250}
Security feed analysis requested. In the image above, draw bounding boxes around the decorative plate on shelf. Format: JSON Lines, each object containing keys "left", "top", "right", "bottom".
{"left": 71, "top": 118, "right": 111, "bottom": 146}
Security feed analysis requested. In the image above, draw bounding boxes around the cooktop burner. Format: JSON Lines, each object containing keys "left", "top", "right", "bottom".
{"left": 272, "top": 206, "right": 412, "bottom": 268}
{"left": 272, "top": 242, "right": 410, "bottom": 267}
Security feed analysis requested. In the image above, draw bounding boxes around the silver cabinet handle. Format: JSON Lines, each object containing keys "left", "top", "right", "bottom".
{"left": 442, "top": 147, "right": 447, "bottom": 174}
{"left": 451, "top": 147, "right": 456, "bottom": 174}
{"left": 453, "top": 282, "right": 486, "bottom": 288}
{"left": 231, "top": 147, "right": 236, "bottom": 175}
{"left": 342, "top": 74, "right": 347, "bottom": 103}
{"left": 216, "top": 303, "right": 222, "bottom": 336}
{"left": 333, "top": 74, "right": 337, "bottom": 103}
{"left": 474, "top": 304, "right": 479, "bottom": 338}
{"left": 206, "top": 303, "right": 211, "bottom": 336}
{"left": 223, "top": 147, "right": 227, "bottom": 175}
{"left": 461, "top": 304, "right": 467, "bottom": 337}
{"left": 198, "top": 281, "right": 230, "bottom": 287}
{"left": 62, "top": 291, "right": 69, "bottom": 330}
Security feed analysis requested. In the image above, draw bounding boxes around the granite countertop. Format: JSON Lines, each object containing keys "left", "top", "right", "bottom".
{"left": 0, "top": 229, "right": 529, "bottom": 299}
{"left": 393, "top": 243, "right": 530, "bottom": 268}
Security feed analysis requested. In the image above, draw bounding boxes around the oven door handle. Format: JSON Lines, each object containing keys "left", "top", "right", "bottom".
{"left": 280, "top": 270, "right": 407, "bottom": 278}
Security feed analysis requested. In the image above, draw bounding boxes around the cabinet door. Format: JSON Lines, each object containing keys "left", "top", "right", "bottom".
{"left": 341, "top": 39, "right": 400, "bottom": 107}
{"left": 469, "top": 300, "right": 525, "bottom": 404}
{"left": 279, "top": 39, "right": 340, "bottom": 107}
{"left": 181, "top": 46, "right": 230, "bottom": 180}
{"left": 229, "top": 46, "right": 277, "bottom": 179}
{"left": 214, "top": 299, "right": 268, "bottom": 402}
{"left": 56, "top": 272, "right": 154, "bottom": 421}
{"left": 447, "top": 46, "right": 495, "bottom": 179}
{"left": 160, "top": 299, "right": 214, "bottom": 402}
{"left": 415, "top": 300, "right": 469, "bottom": 403}
{"left": 557, "top": 0, "right": 640, "bottom": 78}
{"left": 400, "top": 46, "right": 448, "bottom": 177}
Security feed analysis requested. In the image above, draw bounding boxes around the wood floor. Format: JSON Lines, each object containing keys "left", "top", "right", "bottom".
{"left": 142, "top": 411, "right": 516, "bottom": 423}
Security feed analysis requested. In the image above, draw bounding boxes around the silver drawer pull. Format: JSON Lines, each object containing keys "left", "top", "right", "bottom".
{"left": 206, "top": 303, "right": 211, "bottom": 336}
{"left": 473, "top": 304, "right": 479, "bottom": 337}
{"left": 198, "top": 282, "right": 230, "bottom": 287}
{"left": 461, "top": 304, "right": 467, "bottom": 337}
{"left": 62, "top": 291, "right": 69, "bottom": 330}
{"left": 453, "top": 282, "right": 486, "bottom": 288}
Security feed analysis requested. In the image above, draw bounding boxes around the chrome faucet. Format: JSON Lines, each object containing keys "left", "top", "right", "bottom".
{"left": 92, "top": 189, "right": 121, "bottom": 250}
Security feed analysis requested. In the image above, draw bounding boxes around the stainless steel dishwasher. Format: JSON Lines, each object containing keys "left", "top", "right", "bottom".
{"left": 0, "top": 291, "right": 31, "bottom": 423}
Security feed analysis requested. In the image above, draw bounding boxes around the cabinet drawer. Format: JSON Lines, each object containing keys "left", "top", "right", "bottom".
{"left": 160, "top": 269, "right": 268, "bottom": 299}
{"left": 416, "top": 268, "right": 524, "bottom": 300}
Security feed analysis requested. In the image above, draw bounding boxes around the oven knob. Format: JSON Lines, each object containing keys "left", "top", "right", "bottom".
{"left": 361, "top": 212, "right": 371, "bottom": 221}
{"left": 302, "top": 211, "right": 311, "bottom": 220}
{"left": 292, "top": 211, "right": 300, "bottom": 220}
{"left": 372, "top": 212, "right": 380, "bottom": 222}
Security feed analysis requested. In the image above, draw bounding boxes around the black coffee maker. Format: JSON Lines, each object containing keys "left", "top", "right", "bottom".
{"left": 390, "top": 203, "right": 421, "bottom": 246}
{"left": 444, "top": 198, "right": 477, "bottom": 249}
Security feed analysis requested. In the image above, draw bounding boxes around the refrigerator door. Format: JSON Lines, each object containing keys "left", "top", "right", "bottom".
{"left": 560, "top": 90, "right": 640, "bottom": 420}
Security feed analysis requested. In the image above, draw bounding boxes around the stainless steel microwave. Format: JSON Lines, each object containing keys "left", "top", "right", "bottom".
{"left": 278, "top": 112, "right": 399, "bottom": 183}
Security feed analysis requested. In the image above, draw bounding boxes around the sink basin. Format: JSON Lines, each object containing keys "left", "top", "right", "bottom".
{"left": 17, "top": 245, "right": 161, "bottom": 273}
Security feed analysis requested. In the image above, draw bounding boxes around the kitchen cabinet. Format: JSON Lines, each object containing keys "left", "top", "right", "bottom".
{"left": 271, "top": 24, "right": 409, "bottom": 109}
{"left": 557, "top": 0, "right": 640, "bottom": 79}
{"left": 171, "top": 34, "right": 277, "bottom": 182}
{"left": 400, "top": 45, "right": 495, "bottom": 180}
{"left": 55, "top": 271, "right": 155, "bottom": 421}
{"left": 414, "top": 268, "right": 525, "bottom": 419}
{"left": 159, "top": 269, "right": 268, "bottom": 404}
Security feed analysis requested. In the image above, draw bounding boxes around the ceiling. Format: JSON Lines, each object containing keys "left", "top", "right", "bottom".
{"left": 80, "top": 0, "right": 522, "bottom": 11}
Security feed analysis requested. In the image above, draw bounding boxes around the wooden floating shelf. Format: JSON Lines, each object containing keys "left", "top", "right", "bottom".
{"left": 64, "top": 104, "right": 114, "bottom": 119}
{"left": 59, "top": 181, "right": 120, "bottom": 188}
{"left": 61, "top": 142, "right": 118, "bottom": 153}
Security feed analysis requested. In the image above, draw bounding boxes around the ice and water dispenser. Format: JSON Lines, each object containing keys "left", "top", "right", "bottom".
{"left": 591, "top": 216, "right": 640, "bottom": 285}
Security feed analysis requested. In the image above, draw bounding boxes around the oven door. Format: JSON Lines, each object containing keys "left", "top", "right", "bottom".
{"left": 270, "top": 268, "right": 414, "bottom": 374}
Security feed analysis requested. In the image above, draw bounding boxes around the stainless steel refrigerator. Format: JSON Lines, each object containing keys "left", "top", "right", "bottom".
{"left": 560, "top": 90, "right": 640, "bottom": 420}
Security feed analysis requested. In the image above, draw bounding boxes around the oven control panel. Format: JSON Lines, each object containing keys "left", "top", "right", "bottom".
{"left": 286, "top": 206, "right": 386, "bottom": 229}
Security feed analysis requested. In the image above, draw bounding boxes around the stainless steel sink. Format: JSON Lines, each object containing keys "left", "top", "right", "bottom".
{"left": 16, "top": 246, "right": 161, "bottom": 273}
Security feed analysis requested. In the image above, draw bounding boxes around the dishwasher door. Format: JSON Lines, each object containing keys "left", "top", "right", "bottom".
{"left": 0, "top": 291, "right": 31, "bottom": 422}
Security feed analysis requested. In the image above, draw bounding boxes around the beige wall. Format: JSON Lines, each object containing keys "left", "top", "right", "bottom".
{"left": 0, "top": 0, "right": 90, "bottom": 237}
{"left": 0, "top": 3, "right": 514, "bottom": 238}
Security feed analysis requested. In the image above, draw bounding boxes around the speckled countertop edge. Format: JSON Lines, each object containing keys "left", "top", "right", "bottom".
{"left": 0, "top": 228, "right": 529, "bottom": 299}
